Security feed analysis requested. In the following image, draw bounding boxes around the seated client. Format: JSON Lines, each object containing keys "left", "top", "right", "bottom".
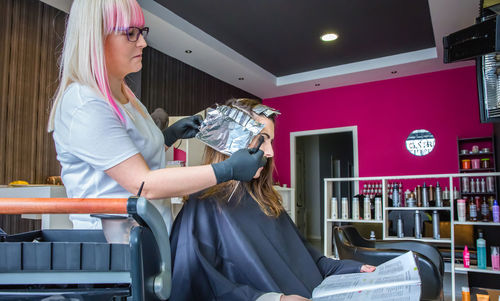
{"left": 169, "top": 98, "right": 375, "bottom": 301}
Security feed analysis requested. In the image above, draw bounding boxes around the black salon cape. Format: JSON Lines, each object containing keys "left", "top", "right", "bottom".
{"left": 169, "top": 190, "right": 363, "bottom": 301}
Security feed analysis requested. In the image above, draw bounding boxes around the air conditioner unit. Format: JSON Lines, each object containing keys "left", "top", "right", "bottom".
{"left": 444, "top": 11, "right": 500, "bottom": 122}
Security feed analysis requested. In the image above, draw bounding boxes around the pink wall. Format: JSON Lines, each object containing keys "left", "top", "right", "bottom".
{"left": 263, "top": 66, "right": 493, "bottom": 187}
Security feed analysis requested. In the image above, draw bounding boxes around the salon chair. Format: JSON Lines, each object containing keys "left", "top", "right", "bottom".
{"left": 333, "top": 225, "right": 443, "bottom": 301}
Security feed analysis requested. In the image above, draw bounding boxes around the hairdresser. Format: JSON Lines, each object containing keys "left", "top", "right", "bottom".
{"left": 47, "top": 0, "right": 263, "bottom": 229}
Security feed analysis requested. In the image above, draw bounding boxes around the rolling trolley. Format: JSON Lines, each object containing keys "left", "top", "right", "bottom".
{"left": 0, "top": 197, "right": 171, "bottom": 300}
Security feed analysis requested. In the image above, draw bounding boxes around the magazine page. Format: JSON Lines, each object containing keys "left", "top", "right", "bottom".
{"left": 312, "top": 251, "right": 421, "bottom": 301}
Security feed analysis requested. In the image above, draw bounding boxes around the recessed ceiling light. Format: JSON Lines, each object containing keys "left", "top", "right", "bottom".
{"left": 238, "top": 77, "right": 244, "bottom": 80}
{"left": 391, "top": 70, "right": 398, "bottom": 74}
{"left": 315, "top": 83, "right": 320, "bottom": 86}
{"left": 185, "top": 50, "right": 192, "bottom": 53}
{"left": 321, "top": 33, "right": 338, "bottom": 42}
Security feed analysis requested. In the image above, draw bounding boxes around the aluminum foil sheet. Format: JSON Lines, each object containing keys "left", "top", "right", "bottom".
{"left": 251, "top": 104, "right": 281, "bottom": 117}
{"left": 196, "top": 105, "right": 265, "bottom": 155}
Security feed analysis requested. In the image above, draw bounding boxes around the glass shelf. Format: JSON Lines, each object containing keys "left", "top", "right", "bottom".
{"left": 459, "top": 152, "right": 494, "bottom": 157}
{"left": 385, "top": 236, "right": 452, "bottom": 243}
{"left": 454, "top": 264, "right": 500, "bottom": 275}
{"left": 385, "top": 207, "right": 451, "bottom": 211}
{"left": 453, "top": 221, "right": 500, "bottom": 226}
{"left": 326, "top": 218, "right": 383, "bottom": 223}
{"left": 460, "top": 168, "right": 495, "bottom": 172}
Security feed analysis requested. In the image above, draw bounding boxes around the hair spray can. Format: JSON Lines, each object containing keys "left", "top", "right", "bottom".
{"left": 341, "top": 197, "right": 349, "bottom": 220}
{"left": 352, "top": 197, "right": 360, "bottom": 220}
{"left": 363, "top": 197, "right": 371, "bottom": 220}
{"left": 432, "top": 210, "right": 440, "bottom": 239}
{"left": 331, "top": 197, "right": 338, "bottom": 219}
{"left": 414, "top": 210, "right": 422, "bottom": 238}
{"left": 397, "top": 215, "right": 404, "bottom": 238}
{"left": 375, "top": 197, "right": 382, "bottom": 220}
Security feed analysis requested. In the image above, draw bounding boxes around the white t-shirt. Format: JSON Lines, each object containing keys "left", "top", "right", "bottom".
{"left": 52, "top": 82, "right": 167, "bottom": 229}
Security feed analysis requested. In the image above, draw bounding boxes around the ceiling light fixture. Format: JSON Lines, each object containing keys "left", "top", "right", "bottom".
{"left": 321, "top": 33, "right": 338, "bottom": 42}
{"left": 315, "top": 83, "right": 320, "bottom": 86}
{"left": 238, "top": 77, "right": 244, "bottom": 80}
{"left": 185, "top": 50, "right": 192, "bottom": 53}
{"left": 391, "top": 70, "right": 398, "bottom": 74}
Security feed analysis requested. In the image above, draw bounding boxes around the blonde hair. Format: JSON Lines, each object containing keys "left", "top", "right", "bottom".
{"left": 48, "top": 0, "right": 146, "bottom": 132}
{"left": 199, "top": 98, "right": 284, "bottom": 217}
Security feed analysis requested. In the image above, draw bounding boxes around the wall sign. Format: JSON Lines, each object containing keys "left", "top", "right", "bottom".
{"left": 406, "top": 129, "right": 435, "bottom": 156}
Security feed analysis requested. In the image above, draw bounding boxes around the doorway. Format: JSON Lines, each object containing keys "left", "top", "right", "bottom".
{"left": 291, "top": 127, "right": 358, "bottom": 246}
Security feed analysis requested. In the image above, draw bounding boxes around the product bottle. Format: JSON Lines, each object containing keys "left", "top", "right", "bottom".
{"left": 487, "top": 176, "right": 495, "bottom": 192}
{"left": 462, "top": 177, "right": 470, "bottom": 193}
{"left": 375, "top": 197, "right": 382, "bottom": 220}
{"left": 416, "top": 186, "right": 422, "bottom": 207}
{"left": 477, "top": 230, "right": 487, "bottom": 269}
{"left": 481, "top": 197, "right": 490, "bottom": 222}
{"left": 463, "top": 245, "right": 470, "bottom": 268}
{"left": 470, "top": 178, "right": 476, "bottom": 193}
{"left": 443, "top": 187, "right": 450, "bottom": 201}
{"left": 369, "top": 230, "right": 376, "bottom": 240}
{"left": 435, "top": 182, "right": 442, "bottom": 207}
{"left": 363, "top": 196, "right": 371, "bottom": 220}
{"left": 432, "top": 210, "right": 440, "bottom": 239}
{"left": 422, "top": 182, "right": 429, "bottom": 207}
{"left": 341, "top": 197, "right": 349, "bottom": 220}
{"left": 397, "top": 214, "right": 404, "bottom": 238}
{"left": 491, "top": 246, "right": 500, "bottom": 271}
{"left": 469, "top": 199, "right": 478, "bottom": 221}
{"left": 476, "top": 178, "right": 481, "bottom": 193}
{"left": 453, "top": 186, "right": 460, "bottom": 201}
{"left": 462, "top": 287, "right": 470, "bottom": 301}
{"left": 481, "top": 178, "right": 486, "bottom": 193}
{"left": 493, "top": 199, "right": 500, "bottom": 223}
{"left": 352, "top": 197, "right": 360, "bottom": 220}
{"left": 457, "top": 199, "right": 467, "bottom": 222}
{"left": 392, "top": 184, "right": 399, "bottom": 207}
{"left": 414, "top": 210, "right": 422, "bottom": 239}
{"left": 331, "top": 197, "right": 338, "bottom": 219}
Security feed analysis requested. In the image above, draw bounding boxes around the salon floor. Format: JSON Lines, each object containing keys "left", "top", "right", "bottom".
{"left": 311, "top": 238, "right": 467, "bottom": 301}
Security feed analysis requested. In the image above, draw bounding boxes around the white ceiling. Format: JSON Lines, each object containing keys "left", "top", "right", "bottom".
{"left": 42, "top": 0, "right": 477, "bottom": 99}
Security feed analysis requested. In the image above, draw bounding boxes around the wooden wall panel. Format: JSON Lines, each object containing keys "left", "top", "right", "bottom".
{"left": 0, "top": 0, "right": 63, "bottom": 186}
{"left": 0, "top": 0, "right": 66, "bottom": 233}
{"left": 141, "top": 47, "right": 259, "bottom": 115}
{"left": 0, "top": 1, "right": 258, "bottom": 234}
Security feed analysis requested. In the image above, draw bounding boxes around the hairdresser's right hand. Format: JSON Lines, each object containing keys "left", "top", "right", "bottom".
{"left": 280, "top": 295, "right": 310, "bottom": 301}
{"left": 211, "top": 148, "right": 265, "bottom": 183}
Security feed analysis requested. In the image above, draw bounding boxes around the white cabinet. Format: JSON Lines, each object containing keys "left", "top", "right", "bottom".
{"left": 323, "top": 172, "right": 500, "bottom": 301}
{"left": 0, "top": 185, "right": 72, "bottom": 229}
{"left": 274, "top": 186, "right": 295, "bottom": 223}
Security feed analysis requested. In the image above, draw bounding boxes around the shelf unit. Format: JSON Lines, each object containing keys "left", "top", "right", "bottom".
{"left": 457, "top": 136, "right": 497, "bottom": 201}
{"left": 323, "top": 172, "right": 500, "bottom": 301}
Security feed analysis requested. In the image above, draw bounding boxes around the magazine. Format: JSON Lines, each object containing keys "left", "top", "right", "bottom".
{"left": 312, "top": 251, "right": 421, "bottom": 301}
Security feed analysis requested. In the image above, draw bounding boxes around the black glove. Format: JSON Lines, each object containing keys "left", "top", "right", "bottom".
{"left": 163, "top": 115, "right": 203, "bottom": 147}
{"left": 211, "top": 148, "right": 266, "bottom": 183}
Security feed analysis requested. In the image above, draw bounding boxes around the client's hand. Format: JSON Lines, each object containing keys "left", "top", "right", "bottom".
{"left": 280, "top": 295, "right": 310, "bottom": 301}
{"left": 360, "top": 264, "right": 376, "bottom": 272}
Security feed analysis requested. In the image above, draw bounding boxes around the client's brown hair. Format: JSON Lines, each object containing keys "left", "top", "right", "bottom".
{"left": 199, "top": 98, "right": 284, "bottom": 217}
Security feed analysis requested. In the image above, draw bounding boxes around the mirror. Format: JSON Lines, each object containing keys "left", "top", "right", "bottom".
{"left": 406, "top": 129, "right": 435, "bottom": 156}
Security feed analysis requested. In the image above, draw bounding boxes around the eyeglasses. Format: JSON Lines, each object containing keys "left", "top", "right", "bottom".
{"left": 123, "top": 27, "right": 149, "bottom": 42}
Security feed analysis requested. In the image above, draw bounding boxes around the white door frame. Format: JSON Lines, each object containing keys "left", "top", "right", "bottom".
{"left": 290, "top": 126, "right": 359, "bottom": 190}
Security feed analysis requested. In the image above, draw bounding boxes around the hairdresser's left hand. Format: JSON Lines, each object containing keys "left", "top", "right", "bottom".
{"left": 360, "top": 264, "right": 376, "bottom": 272}
{"left": 163, "top": 115, "right": 203, "bottom": 147}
